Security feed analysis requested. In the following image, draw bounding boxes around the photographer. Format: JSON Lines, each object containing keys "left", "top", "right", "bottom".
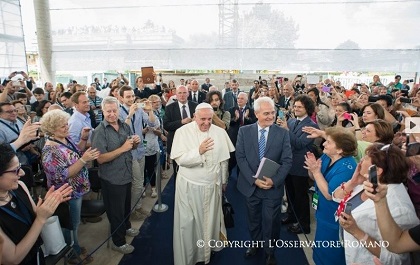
{"left": 387, "top": 75, "right": 403, "bottom": 90}
{"left": 293, "top": 75, "right": 305, "bottom": 92}
{"left": 0, "top": 79, "right": 32, "bottom": 104}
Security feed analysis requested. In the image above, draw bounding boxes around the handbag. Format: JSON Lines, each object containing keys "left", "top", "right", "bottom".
{"left": 40, "top": 215, "right": 66, "bottom": 256}
{"left": 222, "top": 194, "right": 235, "bottom": 228}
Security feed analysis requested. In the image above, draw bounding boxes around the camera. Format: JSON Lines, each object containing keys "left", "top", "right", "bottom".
{"left": 343, "top": 113, "right": 352, "bottom": 120}
{"left": 400, "top": 97, "right": 412, "bottom": 104}
{"left": 137, "top": 102, "right": 146, "bottom": 108}
{"left": 355, "top": 84, "right": 362, "bottom": 87}
{"left": 368, "top": 96, "right": 378, "bottom": 103}
{"left": 406, "top": 79, "right": 414, "bottom": 83}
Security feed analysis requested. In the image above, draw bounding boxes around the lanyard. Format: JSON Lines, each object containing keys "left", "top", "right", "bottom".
{"left": 154, "top": 110, "right": 163, "bottom": 131}
{"left": 47, "top": 137, "right": 81, "bottom": 156}
{"left": 120, "top": 106, "right": 136, "bottom": 133}
{"left": 0, "top": 191, "right": 32, "bottom": 226}
{"left": 0, "top": 120, "right": 20, "bottom": 136}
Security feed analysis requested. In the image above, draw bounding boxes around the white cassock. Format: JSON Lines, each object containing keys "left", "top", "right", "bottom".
{"left": 171, "top": 122, "right": 235, "bottom": 265}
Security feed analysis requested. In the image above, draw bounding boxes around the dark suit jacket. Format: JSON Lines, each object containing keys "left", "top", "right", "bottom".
{"left": 134, "top": 85, "right": 162, "bottom": 99}
{"left": 236, "top": 123, "right": 293, "bottom": 199}
{"left": 187, "top": 91, "right": 206, "bottom": 104}
{"left": 223, "top": 90, "right": 240, "bottom": 111}
{"left": 227, "top": 105, "right": 256, "bottom": 145}
{"left": 278, "top": 95, "right": 292, "bottom": 109}
{"left": 287, "top": 116, "right": 319, "bottom": 176}
{"left": 163, "top": 101, "right": 198, "bottom": 155}
{"left": 201, "top": 83, "right": 212, "bottom": 92}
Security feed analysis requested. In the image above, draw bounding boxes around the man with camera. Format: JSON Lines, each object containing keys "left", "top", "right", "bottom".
{"left": 119, "top": 85, "right": 156, "bottom": 220}
{"left": 0, "top": 73, "right": 33, "bottom": 103}
{"left": 388, "top": 75, "right": 403, "bottom": 90}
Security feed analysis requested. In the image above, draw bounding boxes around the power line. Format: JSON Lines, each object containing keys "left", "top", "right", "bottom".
{"left": 49, "top": 0, "right": 420, "bottom": 11}
{"left": 53, "top": 47, "right": 420, "bottom": 52}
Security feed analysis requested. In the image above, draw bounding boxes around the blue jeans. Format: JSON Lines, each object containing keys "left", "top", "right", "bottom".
{"left": 63, "top": 197, "right": 82, "bottom": 255}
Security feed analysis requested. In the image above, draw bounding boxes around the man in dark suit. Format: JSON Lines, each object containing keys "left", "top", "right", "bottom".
{"left": 228, "top": 92, "right": 256, "bottom": 177}
{"left": 222, "top": 79, "right": 240, "bottom": 111}
{"left": 163, "top": 85, "right": 197, "bottom": 178}
{"left": 187, "top": 79, "right": 205, "bottom": 104}
{"left": 102, "top": 78, "right": 110, "bottom": 89}
{"left": 278, "top": 83, "right": 294, "bottom": 110}
{"left": 201, "top": 77, "right": 212, "bottom": 92}
{"left": 236, "top": 97, "right": 293, "bottom": 265}
{"left": 278, "top": 95, "right": 318, "bottom": 234}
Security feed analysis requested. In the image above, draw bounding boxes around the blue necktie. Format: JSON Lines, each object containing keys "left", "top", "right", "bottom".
{"left": 259, "top": 129, "right": 266, "bottom": 160}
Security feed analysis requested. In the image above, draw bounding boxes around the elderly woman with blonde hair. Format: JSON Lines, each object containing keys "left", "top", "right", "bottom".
{"left": 41, "top": 109, "right": 100, "bottom": 264}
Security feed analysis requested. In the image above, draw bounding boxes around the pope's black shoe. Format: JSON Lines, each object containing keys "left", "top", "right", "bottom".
{"left": 288, "top": 223, "right": 311, "bottom": 234}
{"left": 266, "top": 253, "right": 277, "bottom": 265}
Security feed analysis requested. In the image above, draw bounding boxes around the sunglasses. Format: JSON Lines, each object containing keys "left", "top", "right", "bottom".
{"left": 380, "top": 143, "right": 393, "bottom": 167}
{"left": 1, "top": 163, "right": 22, "bottom": 176}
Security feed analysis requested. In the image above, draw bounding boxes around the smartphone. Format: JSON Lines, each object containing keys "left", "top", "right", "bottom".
{"left": 369, "top": 165, "right": 378, "bottom": 194}
{"left": 137, "top": 102, "right": 146, "bottom": 108}
{"left": 297, "top": 75, "right": 302, "bottom": 78}
{"left": 406, "top": 142, "right": 420, "bottom": 157}
{"left": 344, "top": 202, "right": 352, "bottom": 215}
{"left": 343, "top": 113, "right": 352, "bottom": 120}
{"left": 406, "top": 133, "right": 410, "bottom": 145}
{"left": 368, "top": 96, "right": 378, "bottom": 103}
{"left": 277, "top": 109, "right": 284, "bottom": 120}
{"left": 12, "top": 81, "right": 20, "bottom": 87}
{"left": 400, "top": 97, "right": 412, "bottom": 104}
{"left": 322, "top": 86, "right": 331, "bottom": 93}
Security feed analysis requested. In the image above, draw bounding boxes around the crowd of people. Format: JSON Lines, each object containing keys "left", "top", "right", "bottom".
{"left": 0, "top": 70, "right": 420, "bottom": 265}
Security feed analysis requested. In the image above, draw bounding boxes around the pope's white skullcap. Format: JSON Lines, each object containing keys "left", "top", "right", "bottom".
{"left": 196, "top": 103, "right": 213, "bottom": 110}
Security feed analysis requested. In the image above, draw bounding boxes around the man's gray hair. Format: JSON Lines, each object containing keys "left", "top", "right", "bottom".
{"left": 254, "top": 97, "right": 274, "bottom": 113}
{"left": 101, "top": 96, "right": 119, "bottom": 109}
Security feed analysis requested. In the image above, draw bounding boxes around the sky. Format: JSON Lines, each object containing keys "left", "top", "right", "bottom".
{"left": 20, "top": 0, "right": 420, "bottom": 51}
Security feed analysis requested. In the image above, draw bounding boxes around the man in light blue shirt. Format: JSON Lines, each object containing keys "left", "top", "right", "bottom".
{"left": 119, "top": 86, "right": 156, "bottom": 220}
{"left": 68, "top": 92, "right": 93, "bottom": 144}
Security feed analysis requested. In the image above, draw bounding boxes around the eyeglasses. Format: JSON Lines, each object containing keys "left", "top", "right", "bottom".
{"left": 1, "top": 163, "right": 22, "bottom": 176}
{"left": 2, "top": 110, "right": 18, "bottom": 114}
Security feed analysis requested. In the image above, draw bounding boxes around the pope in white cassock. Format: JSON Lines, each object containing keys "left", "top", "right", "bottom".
{"left": 171, "top": 103, "right": 235, "bottom": 265}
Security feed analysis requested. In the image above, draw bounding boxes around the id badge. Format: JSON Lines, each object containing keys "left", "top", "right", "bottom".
{"left": 312, "top": 192, "right": 319, "bottom": 210}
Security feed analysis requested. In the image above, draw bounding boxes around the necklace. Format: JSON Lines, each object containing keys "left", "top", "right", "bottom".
{"left": 0, "top": 192, "right": 9, "bottom": 200}
{"left": 0, "top": 192, "right": 15, "bottom": 208}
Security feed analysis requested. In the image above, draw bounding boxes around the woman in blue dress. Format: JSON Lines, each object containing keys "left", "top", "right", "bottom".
{"left": 304, "top": 127, "right": 357, "bottom": 265}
